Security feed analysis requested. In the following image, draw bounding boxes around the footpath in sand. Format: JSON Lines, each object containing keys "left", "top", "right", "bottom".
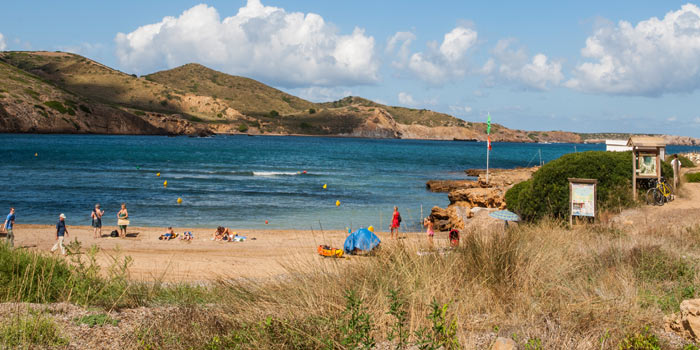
{"left": 612, "top": 181, "right": 700, "bottom": 236}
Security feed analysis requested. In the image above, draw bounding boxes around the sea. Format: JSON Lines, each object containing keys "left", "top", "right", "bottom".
{"left": 1, "top": 134, "right": 697, "bottom": 231}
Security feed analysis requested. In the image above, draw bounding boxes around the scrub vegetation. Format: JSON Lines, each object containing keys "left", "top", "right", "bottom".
{"left": 2, "top": 217, "right": 700, "bottom": 348}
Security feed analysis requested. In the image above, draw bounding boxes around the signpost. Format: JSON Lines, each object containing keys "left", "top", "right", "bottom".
{"left": 568, "top": 178, "right": 597, "bottom": 225}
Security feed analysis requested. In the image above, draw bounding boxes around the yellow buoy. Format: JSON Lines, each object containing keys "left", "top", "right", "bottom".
{"left": 34, "top": 153, "right": 38, "bottom": 157}
{"left": 163, "top": 180, "right": 168, "bottom": 188}
{"left": 335, "top": 200, "right": 340, "bottom": 207}
{"left": 368, "top": 226, "right": 374, "bottom": 233}
{"left": 177, "top": 197, "right": 182, "bottom": 204}
{"left": 323, "top": 184, "right": 327, "bottom": 189}
{"left": 156, "top": 172, "right": 161, "bottom": 177}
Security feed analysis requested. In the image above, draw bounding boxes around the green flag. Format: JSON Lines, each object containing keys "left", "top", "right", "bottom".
{"left": 487, "top": 113, "right": 491, "bottom": 135}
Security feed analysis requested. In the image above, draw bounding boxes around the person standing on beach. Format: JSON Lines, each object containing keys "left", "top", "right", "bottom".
{"left": 390, "top": 206, "right": 401, "bottom": 240}
{"left": 51, "top": 213, "right": 69, "bottom": 255}
{"left": 3, "top": 207, "right": 15, "bottom": 248}
{"left": 117, "top": 203, "right": 129, "bottom": 238}
{"left": 423, "top": 216, "right": 434, "bottom": 247}
{"left": 671, "top": 154, "right": 682, "bottom": 189}
{"left": 91, "top": 204, "right": 104, "bottom": 238}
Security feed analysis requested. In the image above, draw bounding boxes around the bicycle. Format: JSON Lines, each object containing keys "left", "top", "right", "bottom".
{"left": 645, "top": 176, "right": 673, "bottom": 206}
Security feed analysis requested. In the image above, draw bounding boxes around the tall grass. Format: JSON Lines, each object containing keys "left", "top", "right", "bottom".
{"left": 130, "top": 219, "right": 700, "bottom": 349}
{"left": 3, "top": 218, "right": 700, "bottom": 348}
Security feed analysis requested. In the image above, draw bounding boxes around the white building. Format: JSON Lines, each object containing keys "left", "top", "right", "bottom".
{"left": 605, "top": 140, "right": 633, "bottom": 152}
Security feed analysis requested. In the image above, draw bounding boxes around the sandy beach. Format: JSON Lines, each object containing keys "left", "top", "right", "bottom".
{"left": 6, "top": 224, "right": 431, "bottom": 282}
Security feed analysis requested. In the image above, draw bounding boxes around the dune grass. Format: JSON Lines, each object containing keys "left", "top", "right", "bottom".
{"left": 2, "top": 218, "right": 700, "bottom": 348}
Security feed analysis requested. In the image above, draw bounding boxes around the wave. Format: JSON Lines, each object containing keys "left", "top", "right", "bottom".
{"left": 252, "top": 171, "right": 300, "bottom": 176}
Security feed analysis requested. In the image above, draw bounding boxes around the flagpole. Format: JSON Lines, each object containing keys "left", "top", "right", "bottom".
{"left": 486, "top": 112, "right": 491, "bottom": 184}
{"left": 486, "top": 142, "right": 490, "bottom": 184}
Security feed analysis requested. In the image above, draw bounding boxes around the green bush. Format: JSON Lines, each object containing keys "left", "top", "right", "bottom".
{"left": 506, "top": 151, "right": 673, "bottom": 222}
{"left": 617, "top": 326, "right": 660, "bottom": 350}
{"left": 269, "top": 110, "right": 279, "bottom": 117}
{"left": 43, "top": 101, "right": 69, "bottom": 114}
{"left": 308, "top": 108, "right": 316, "bottom": 114}
{"left": 74, "top": 313, "right": 120, "bottom": 327}
{"left": 238, "top": 124, "right": 249, "bottom": 132}
{"left": 0, "top": 313, "right": 68, "bottom": 347}
{"left": 686, "top": 173, "right": 700, "bottom": 183}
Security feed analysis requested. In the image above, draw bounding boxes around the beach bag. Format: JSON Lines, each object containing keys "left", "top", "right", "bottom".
{"left": 117, "top": 219, "right": 130, "bottom": 226}
{"left": 110, "top": 230, "right": 119, "bottom": 237}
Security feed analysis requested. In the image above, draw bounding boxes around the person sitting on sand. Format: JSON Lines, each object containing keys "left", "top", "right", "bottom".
{"left": 212, "top": 226, "right": 231, "bottom": 241}
{"left": 181, "top": 231, "right": 193, "bottom": 241}
{"left": 159, "top": 227, "right": 175, "bottom": 240}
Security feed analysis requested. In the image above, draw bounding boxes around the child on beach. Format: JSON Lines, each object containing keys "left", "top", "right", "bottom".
{"left": 423, "top": 216, "right": 434, "bottom": 247}
{"left": 3, "top": 207, "right": 15, "bottom": 248}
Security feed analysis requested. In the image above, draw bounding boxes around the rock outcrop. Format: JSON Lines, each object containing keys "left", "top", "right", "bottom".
{"left": 666, "top": 298, "right": 700, "bottom": 341}
{"left": 491, "top": 337, "right": 517, "bottom": 350}
{"left": 429, "top": 167, "right": 537, "bottom": 231}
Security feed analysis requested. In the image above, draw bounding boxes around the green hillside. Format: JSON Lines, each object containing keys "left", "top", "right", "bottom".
{"left": 145, "top": 63, "right": 315, "bottom": 116}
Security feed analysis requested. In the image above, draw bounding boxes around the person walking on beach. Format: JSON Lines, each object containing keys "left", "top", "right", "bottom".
{"left": 51, "top": 213, "right": 69, "bottom": 255}
{"left": 390, "top": 206, "right": 401, "bottom": 240}
{"left": 117, "top": 203, "right": 129, "bottom": 238}
{"left": 671, "top": 154, "right": 682, "bottom": 189}
{"left": 3, "top": 207, "right": 15, "bottom": 248}
{"left": 91, "top": 204, "right": 104, "bottom": 238}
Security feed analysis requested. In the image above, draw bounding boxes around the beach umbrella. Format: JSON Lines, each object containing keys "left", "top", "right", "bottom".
{"left": 489, "top": 210, "right": 520, "bottom": 222}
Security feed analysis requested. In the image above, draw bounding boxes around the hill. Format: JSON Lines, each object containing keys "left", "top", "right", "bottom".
{"left": 0, "top": 51, "right": 698, "bottom": 144}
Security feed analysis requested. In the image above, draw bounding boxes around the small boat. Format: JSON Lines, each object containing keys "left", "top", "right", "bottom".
{"left": 317, "top": 245, "right": 344, "bottom": 258}
{"left": 453, "top": 138, "right": 479, "bottom": 142}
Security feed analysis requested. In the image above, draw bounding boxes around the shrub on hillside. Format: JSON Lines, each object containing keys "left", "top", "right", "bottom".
{"left": 506, "top": 151, "right": 672, "bottom": 221}
{"left": 686, "top": 172, "right": 700, "bottom": 183}
{"left": 238, "top": 124, "right": 248, "bottom": 132}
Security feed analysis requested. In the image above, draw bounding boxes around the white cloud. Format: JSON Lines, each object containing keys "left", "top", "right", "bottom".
{"left": 115, "top": 0, "right": 379, "bottom": 87}
{"left": 289, "top": 87, "right": 352, "bottom": 102}
{"left": 0, "top": 33, "right": 6, "bottom": 51}
{"left": 388, "top": 26, "right": 478, "bottom": 85}
{"left": 482, "top": 39, "right": 563, "bottom": 90}
{"left": 449, "top": 105, "right": 473, "bottom": 115}
{"left": 397, "top": 92, "right": 418, "bottom": 106}
{"left": 566, "top": 4, "right": 700, "bottom": 96}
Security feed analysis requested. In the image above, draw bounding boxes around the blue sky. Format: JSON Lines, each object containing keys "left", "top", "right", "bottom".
{"left": 2, "top": 0, "right": 700, "bottom": 136}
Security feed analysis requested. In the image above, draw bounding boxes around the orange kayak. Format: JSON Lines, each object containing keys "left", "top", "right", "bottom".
{"left": 318, "top": 245, "right": 343, "bottom": 258}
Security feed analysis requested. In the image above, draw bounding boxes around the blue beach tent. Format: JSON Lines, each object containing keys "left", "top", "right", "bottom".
{"left": 343, "top": 228, "right": 381, "bottom": 254}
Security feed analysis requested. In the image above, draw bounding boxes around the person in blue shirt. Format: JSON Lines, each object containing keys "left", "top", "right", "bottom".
{"left": 3, "top": 207, "right": 15, "bottom": 248}
{"left": 51, "top": 213, "right": 69, "bottom": 255}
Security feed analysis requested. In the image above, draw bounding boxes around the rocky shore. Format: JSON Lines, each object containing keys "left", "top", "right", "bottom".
{"left": 428, "top": 167, "right": 537, "bottom": 231}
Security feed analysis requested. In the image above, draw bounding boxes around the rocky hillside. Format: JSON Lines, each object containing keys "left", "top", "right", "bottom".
{"left": 1, "top": 51, "right": 699, "bottom": 143}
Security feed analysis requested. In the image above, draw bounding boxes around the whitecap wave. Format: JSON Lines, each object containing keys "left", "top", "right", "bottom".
{"left": 252, "top": 171, "right": 299, "bottom": 176}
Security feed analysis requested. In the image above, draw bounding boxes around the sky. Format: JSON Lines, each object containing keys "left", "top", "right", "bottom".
{"left": 2, "top": 0, "right": 700, "bottom": 136}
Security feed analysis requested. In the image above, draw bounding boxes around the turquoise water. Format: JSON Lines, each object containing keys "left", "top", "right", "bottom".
{"left": 1, "top": 134, "right": 697, "bottom": 231}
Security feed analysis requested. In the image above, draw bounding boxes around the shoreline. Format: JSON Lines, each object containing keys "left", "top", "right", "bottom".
{"left": 3, "top": 132, "right": 700, "bottom": 146}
